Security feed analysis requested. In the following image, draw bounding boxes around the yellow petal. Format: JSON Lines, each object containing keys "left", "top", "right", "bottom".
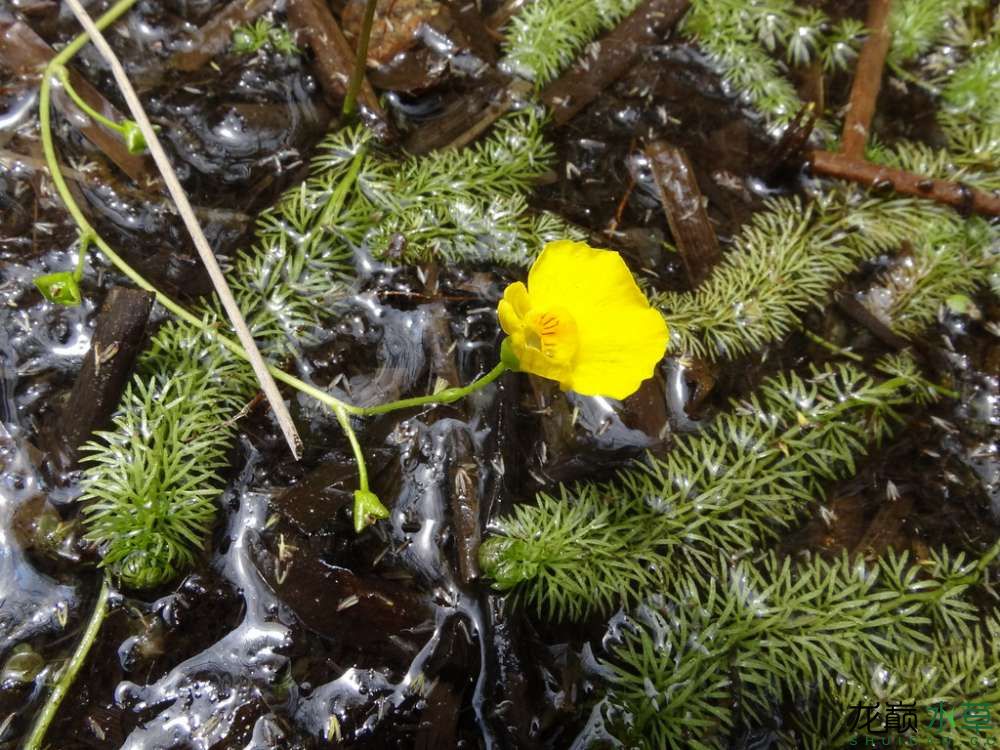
{"left": 527, "top": 240, "right": 649, "bottom": 320}
{"left": 497, "top": 281, "right": 530, "bottom": 336}
{"left": 567, "top": 305, "right": 669, "bottom": 399}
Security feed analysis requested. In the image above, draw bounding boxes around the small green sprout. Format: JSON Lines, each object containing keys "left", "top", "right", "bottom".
{"left": 232, "top": 19, "right": 300, "bottom": 56}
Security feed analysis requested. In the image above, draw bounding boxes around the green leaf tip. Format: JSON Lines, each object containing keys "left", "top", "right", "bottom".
{"left": 34, "top": 271, "right": 82, "bottom": 306}
{"left": 353, "top": 489, "right": 388, "bottom": 533}
{"left": 120, "top": 120, "right": 147, "bottom": 154}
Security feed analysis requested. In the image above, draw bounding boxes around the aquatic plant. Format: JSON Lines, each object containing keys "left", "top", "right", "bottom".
{"left": 81, "top": 322, "right": 254, "bottom": 588}
{"left": 888, "top": 0, "right": 988, "bottom": 69}
{"left": 500, "top": 0, "right": 644, "bottom": 84}
{"left": 604, "top": 548, "right": 998, "bottom": 748}
{"left": 680, "top": 0, "right": 862, "bottom": 129}
{"left": 659, "top": 192, "right": 949, "bottom": 360}
{"left": 231, "top": 18, "right": 300, "bottom": 56}
{"left": 479, "top": 355, "right": 935, "bottom": 621}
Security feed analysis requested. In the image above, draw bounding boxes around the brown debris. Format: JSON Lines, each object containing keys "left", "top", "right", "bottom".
{"left": 0, "top": 20, "right": 151, "bottom": 184}
{"left": 810, "top": 149, "right": 1000, "bottom": 217}
{"left": 447, "top": 428, "right": 481, "bottom": 585}
{"left": 644, "top": 140, "right": 721, "bottom": 288}
{"left": 541, "top": 0, "right": 690, "bottom": 127}
{"left": 60, "top": 286, "right": 155, "bottom": 467}
{"left": 841, "top": 0, "right": 893, "bottom": 158}
{"left": 853, "top": 491, "right": 914, "bottom": 559}
{"left": 169, "top": 0, "right": 273, "bottom": 72}
{"left": 287, "top": 0, "right": 389, "bottom": 131}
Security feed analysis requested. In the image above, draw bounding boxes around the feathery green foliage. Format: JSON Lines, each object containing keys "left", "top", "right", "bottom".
{"left": 81, "top": 322, "right": 254, "bottom": 588}
{"left": 479, "top": 356, "right": 935, "bottom": 621}
{"left": 81, "top": 112, "right": 564, "bottom": 587}
{"left": 500, "top": 0, "right": 643, "bottom": 85}
{"left": 231, "top": 18, "right": 300, "bottom": 56}
{"left": 888, "top": 0, "right": 988, "bottom": 68}
{"left": 658, "top": 191, "right": 959, "bottom": 361}
{"left": 858, "top": 216, "right": 998, "bottom": 338}
{"left": 680, "top": 0, "right": 861, "bottom": 130}
{"left": 603, "top": 549, "right": 994, "bottom": 748}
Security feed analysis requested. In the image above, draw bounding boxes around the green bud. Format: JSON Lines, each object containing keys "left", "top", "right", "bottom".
{"left": 34, "top": 271, "right": 82, "bottom": 306}
{"left": 120, "top": 120, "right": 147, "bottom": 154}
{"left": 499, "top": 337, "right": 520, "bottom": 371}
{"left": 232, "top": 29, "right": 257, "bottom": 54}
{"left": 353, "top": 490, "right": 389, "bottom": 533}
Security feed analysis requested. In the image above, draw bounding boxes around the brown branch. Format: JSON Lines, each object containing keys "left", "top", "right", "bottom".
{"left": 809, "top": 149, "right": 1000, "bottom": 217}
{"left": 59, "top": 286, "right": 154, "bottom": 467}
{"left": 841, "top": 0, "right": 893, "bottom": 158}
{"left": 541, "top": 0, "right": 690, "bottom": 127}
{"left": 645, "top": 141, "right": 721, "bottom": 287}
{"left": 287, "top": 0, "right": 389, "bottom": 134}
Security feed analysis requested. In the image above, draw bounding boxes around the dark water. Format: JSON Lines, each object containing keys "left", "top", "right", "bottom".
{"left": 0, "top": 0, "right": 998, "bottom": 747}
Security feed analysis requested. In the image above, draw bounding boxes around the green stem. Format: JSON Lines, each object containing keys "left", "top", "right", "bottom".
{"left": 23, "top": 575, "right": 111, "bottom": 750}
{"left": 55, "top": 66, "right": 125, "bottom": 133}
{"left": 334, "top": 406, "right": 369, "bottom": 492}
{"left": 341, "top": 0, "right": 377, "bottom": 118}
{"left": 358, "top": 362, "right": 508, "bottom": 416}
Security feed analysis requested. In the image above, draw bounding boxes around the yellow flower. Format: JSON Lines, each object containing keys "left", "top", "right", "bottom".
{"left": 497, "top": 240, "right": 669, "bottom": 400}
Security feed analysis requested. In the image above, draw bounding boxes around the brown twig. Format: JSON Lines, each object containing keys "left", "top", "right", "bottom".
{"left": 59, "top": 286, "right": 154, "bottom": 467}
{"left": 644, "top": 141, "right": 721, "bottom": 287}
{"left": 286, "top": 0, "right": 388, "bottom": 132}
{"left": 809, "top": 149, "right": 1000, "bottom": 217}
{"left": 541, "top": 0, "right": 690, "bottom": 127}
{"left": 841, "top": 0, "right": 893, "bottom": 158}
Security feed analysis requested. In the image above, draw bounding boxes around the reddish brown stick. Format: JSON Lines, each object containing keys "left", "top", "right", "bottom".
{"left": 645, "top": 141, "right": 721, "bottom": 287}
{"left": 810, "top": 150, "right": 1000, "bottom": 217}
{"left": 841, "top": 0, "right": 893, "bottom": 158}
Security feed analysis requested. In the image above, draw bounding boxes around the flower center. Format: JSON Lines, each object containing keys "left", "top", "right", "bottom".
{"left": 524, "top": 307, "right": 578, "bottom": 366}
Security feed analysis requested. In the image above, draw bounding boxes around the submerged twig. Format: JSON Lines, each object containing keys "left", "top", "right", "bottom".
{"left": 810, "top": 149, "right": 1000, "bottom": 217}
{"left": 644, "top": 140, "right": 721, "bottom": 288}
{"left": 841, "top": 0, "right": 893, "bottom": 158}
{"left": 61, "top": 0, "right": 304, "bottom": 459}
{"left": 60, "top": 286, "right": 154, "bottom": 467}
{"left": 540, "top": 0, "right": 690, "bottom": 126}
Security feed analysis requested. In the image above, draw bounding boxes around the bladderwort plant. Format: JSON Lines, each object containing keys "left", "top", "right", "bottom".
{"left": 603, "top": 547, "right": 1000, "bottom": 748}
{"left": 479, "top": 353, "right": 938, "bottom": 621}
{"left": 680, "top": 0, "right": 864, "bottom": 131}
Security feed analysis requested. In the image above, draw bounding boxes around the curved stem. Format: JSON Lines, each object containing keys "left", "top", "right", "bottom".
{"left": 358, "top": 362, "right": 509, "bottom": 416}
{"left": 23, "top": 575, "right": 111, "bottom": 750}
{"left": 342, "top": 0, "right": 377, "bottom": 118}
{"left": 55, "top": 66, "right": 125, "bottom": 133}
{"left": 334, "top": 406, "right": 369, "bottom": 493}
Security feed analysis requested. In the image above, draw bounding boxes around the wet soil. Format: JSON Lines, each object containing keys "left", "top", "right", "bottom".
{"left": 0, "top": 0, "right": 998, "bottom": 748}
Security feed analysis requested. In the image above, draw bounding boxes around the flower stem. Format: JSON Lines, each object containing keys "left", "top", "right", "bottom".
{"left": 342, "top": 0, "right": 377, "bottom": 118}
{"left": 358, "top": 362, "right": 508, "bottom": 416}
{"left": 55, "top": 65, "right": 125, "bottom": 134}
{"left": 23, "top": 575, "right": 111, "bottom": 750}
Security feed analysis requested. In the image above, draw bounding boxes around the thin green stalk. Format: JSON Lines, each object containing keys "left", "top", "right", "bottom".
{"left": 341, "top": 0, "right": 377, "bottom": 118}
{"left": 23, "top": 575, "right": 111, "bottom": 750}
{"left": 55, "top": 66, "right": 123, "bottom": 133}
{"left": 359, "top": 362, "right": 508, "bottom": 415}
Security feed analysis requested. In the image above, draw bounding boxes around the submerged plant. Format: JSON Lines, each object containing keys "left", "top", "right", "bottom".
{"left": 500, "top": 0, "right": 643, "bottom": 84}
{"left": 680, "top": 0, "right": 861, "bottom": 130}
{"left": 604, "top": 548, "right": 998, "bottom": 748}
{"left": 480, "top": 355, "right": 935, "bottom": 621}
